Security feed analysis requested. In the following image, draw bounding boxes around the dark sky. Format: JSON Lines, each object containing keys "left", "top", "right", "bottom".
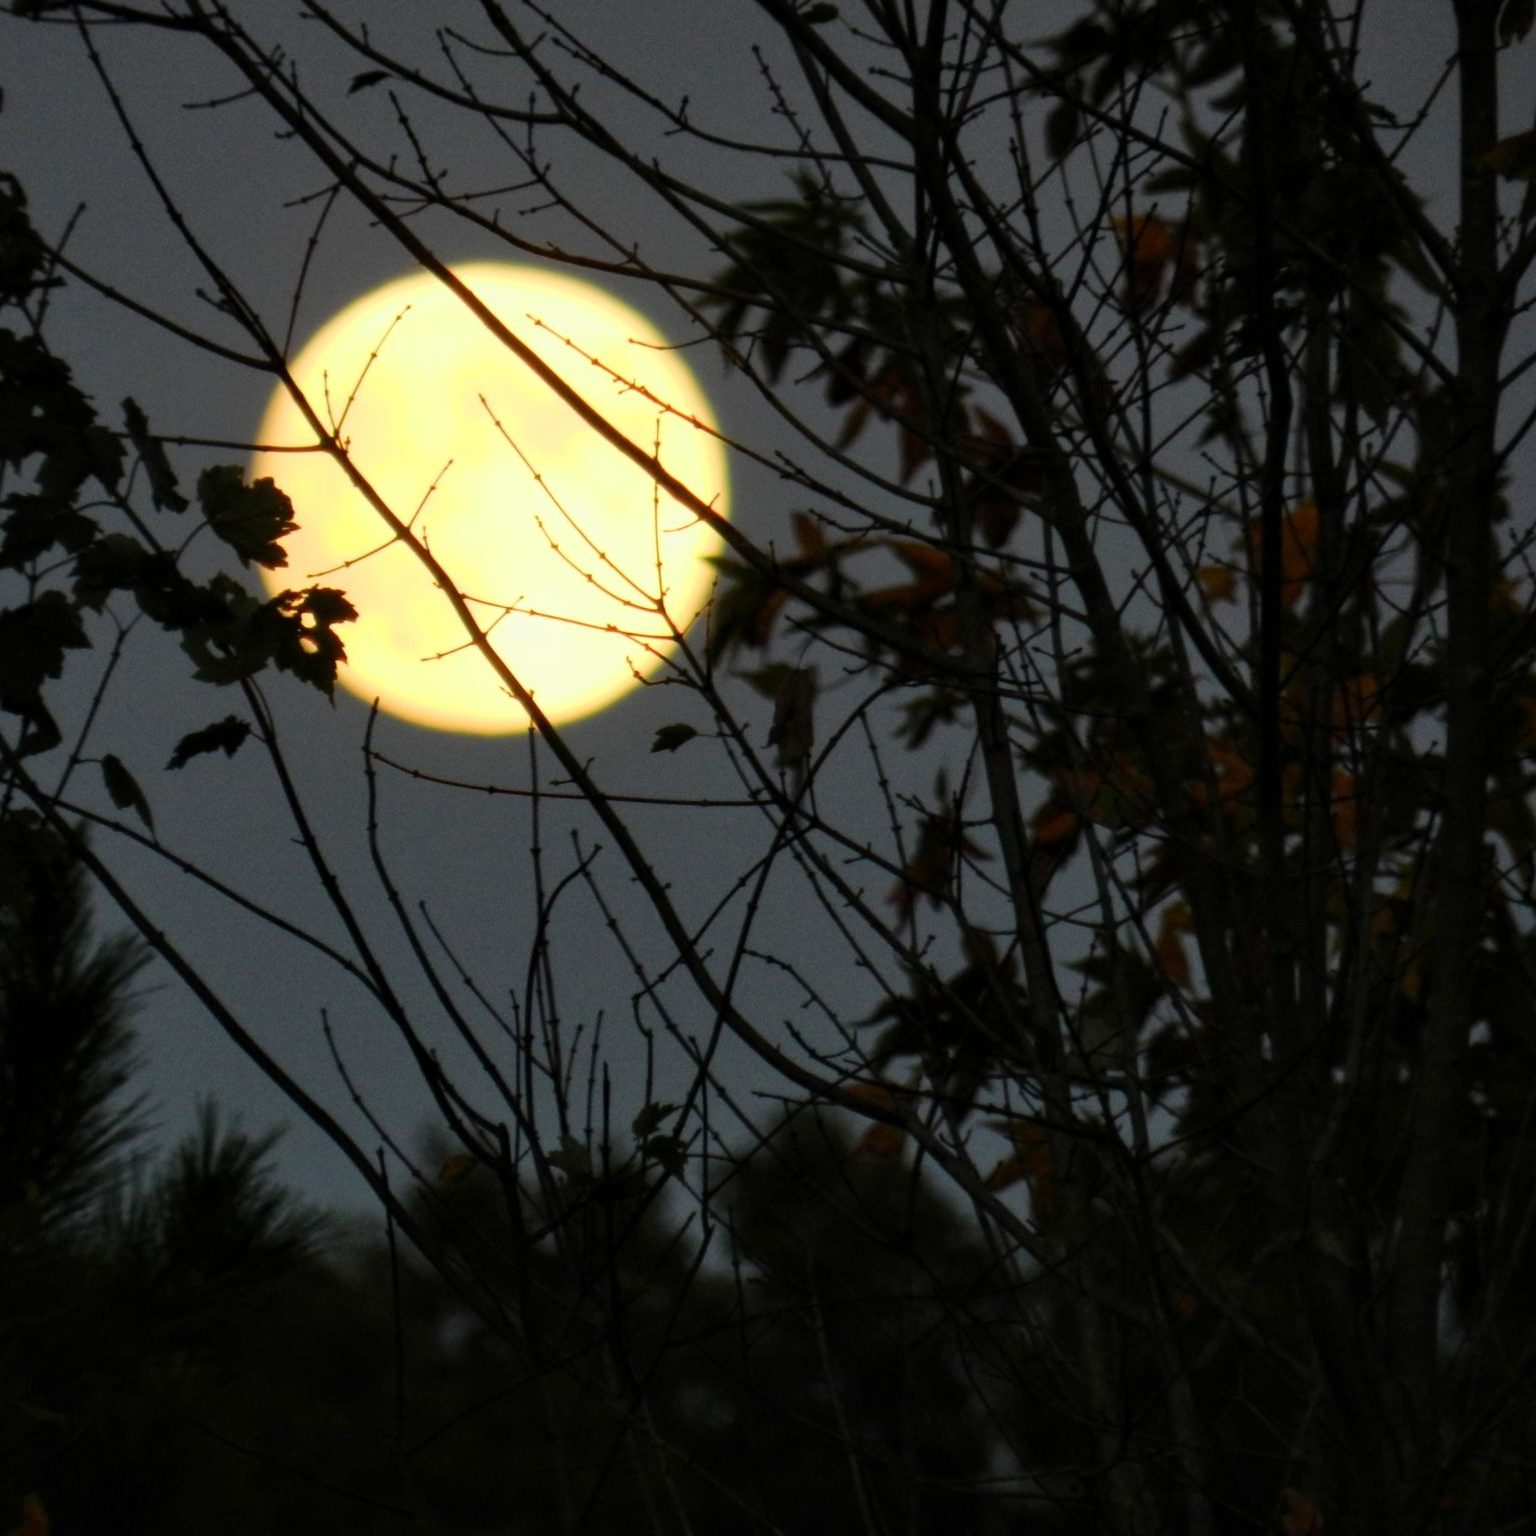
{"left": 0, "top": 2, "right": 1505, "bottom": 1219}
{"left": 2, "top": 2, "right": 882, "bottom": 1213}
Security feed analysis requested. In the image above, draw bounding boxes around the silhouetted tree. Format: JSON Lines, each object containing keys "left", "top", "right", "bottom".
{"left": 5, "top": 3, "right": 1536, "bottom": 1531}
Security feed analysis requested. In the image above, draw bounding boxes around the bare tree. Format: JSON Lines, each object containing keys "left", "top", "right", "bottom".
{"left": 5, "top": 1, "right": 1536, "bottom": 1531}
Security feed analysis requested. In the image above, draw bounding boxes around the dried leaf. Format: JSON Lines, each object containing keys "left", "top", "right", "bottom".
{"left": 1499, "top": 0, "right": 1534, "bottom": 44}
{"left": 985, "top": 1119, "right": 1056, "bottom": 1213}
{"left": 1196, "top": 564, "right": 1238, "bottom": 604}
{"left": 1280, "top": 1488, "right": 1324, "bottom": 1535}
{"left": 167, "top": 714, "right": 251, "bottom": 770}
{"left": 1481, "top": 129, "right": 1536, "bottom": 179}
{"left": 100, "top": 754, "right": 153, "bottom": 832}
{"left": 651, "top": 722, "right": 700, "bottom": 753}
{"left": 1245, "top": 500, "right": 1321, "bottom": 611}
{"left": 438, "top": 1152, "right": 478, "bottom": 1190}
{"left": 767, "top": 666, "right": 817, "bottom": 784}
{"left": 791, "top": 510, "right": 828, "bottom": 558}
{"left": 1154, "top": 901, "right": 1193, "bottom": 989}
{"left": 7, "top": 1494, "right": 47, "bottom": 1536}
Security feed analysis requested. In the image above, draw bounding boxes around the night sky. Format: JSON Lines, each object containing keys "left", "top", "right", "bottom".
{"left": 2, "top": 2, "right": 883, "bottom": 1212}
{"left": 0, "top": 2, "right": 1487, "bottom": 1217}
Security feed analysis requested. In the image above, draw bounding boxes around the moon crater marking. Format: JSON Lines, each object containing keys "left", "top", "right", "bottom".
{"left": 252, "top": 262, "right": 729, "bottom": 734}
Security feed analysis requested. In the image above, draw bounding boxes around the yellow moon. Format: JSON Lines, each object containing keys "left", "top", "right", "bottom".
{"left": 250, "top": 262, "right": 728, "bottom": 733}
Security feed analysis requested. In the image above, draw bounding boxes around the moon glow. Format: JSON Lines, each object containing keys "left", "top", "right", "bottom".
{"left": 251, "top": 263, "right": 729, "bottom": 734}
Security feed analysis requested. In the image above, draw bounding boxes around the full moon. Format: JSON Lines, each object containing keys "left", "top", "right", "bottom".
{"left": 250, "top": 263, "right": 728, "bottom": 734}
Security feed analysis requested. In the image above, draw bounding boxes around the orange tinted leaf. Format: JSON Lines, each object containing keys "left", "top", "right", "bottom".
{"left": 845, "top": 1081, "right": 905, "bottom": 1159}
{"left": 752, "top": 586, "right": 790, "bottom": 647}
{"left": 1280, "top": 1488, "right": 1324, "bottom": 1535}
{"left": 857, "top": 1121, "right": 907, "bottom": 1159}
{"left": 1330, "top": 768, "right": 1360, "bottom": 849}
{"left": 889, "top": 540, "right": 956, "bottom": 584}
{"left": 1518, "top": 696, "right": 1536, "bottom": 751}
{"left": 1155, "top": 901, "right": 1194, "bottom": 989}
{"left": 1113, "top": 212, "right": 1187, "bottom": 308}
{"left": 1012, "top": 294, "right": 1068, "bottom": 373}
{"left": 1032, "top": 805, "right": 1080, "bottom": 849}
{"left": 1331, "top": 673, "right": 1383, "bottom": 742}
{"left": 438, "top": 1152, "right": 478, "bottom": 1189}
{"left": 987, "top": 1120, "right": 1057, "bottom": 1214}
{"left": 889, "top": 809, "right": 990, "bottom": 915}
{"left": 913, "top": 606, "right": 964, "bottom": 653}
{"left": 845, "top": 1079, "right": 897, "bottom": 1109}
{"left": 1245, "top": 500, "right": 1321, "bottom": 611}
{"left": 791, "top": 510, "right": 828, "bottom": 558}
{"left": 1196, "top": 564, "right": 1238, "bottom": 604}
{"left": 767, "top": 665, "right": 818, "bottom": 780}
{"left": 8, "top": 1495, "right": 47, "bottom": 1536}
{"left": 1114, "top": 212, "right": 1179, "bottom": 266}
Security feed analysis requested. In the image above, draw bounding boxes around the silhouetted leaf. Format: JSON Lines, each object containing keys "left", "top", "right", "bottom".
{"left": 167, "top": 715, "right": 252, "bottom": 770}
{"left": 651, "top": 722, "right": 699, "bottom": 753}
{"left": 0, "top": 592, "right": 88, "bottom": 707}
{"left": 631, "top": 1101, "right": 680, "bottom": 1138}
{"left": 100, "top": 753, "right": 153, "bottom": 831}
{"left": 73, "top": 532, "right": 151, "bottom": 611}
{"left": 766, "top": 665, "right": 817, "bottom": 782}
{"left": 547, "top": 1134, "right": 593, "bottom": 1183}
{"left": 122, "top": 397, "right": 188, "bottom": 511}
{"left": 1045, "top": 100, "right": 1079, "bottom": 160}
{"left": 1499, "top": 0, "right": 1534, "bottom": 44}
{"left": 639, "top": 1133, "right": 686, "bottom": 1178}
{"left": 197, "top": 466, "right": 297, "bottom": 569}
{"left": 1, "top": 495, "right": 97, "bottom": 567}
{"left": 348, "top": 69, "right": 392, "bottom": 94}
{"left": 1482, "top": 130, "right": 1536, "bottom": 181}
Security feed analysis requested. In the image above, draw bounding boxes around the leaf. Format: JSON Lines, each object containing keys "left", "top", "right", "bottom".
{"left": 197, "top": 465, "right": 298, "bottom": 569}
{"left": 100, "top": 753, "right": 154, "bottom": 831}
{"left": 639, "top": 1132, "right": 687, "bottom": 1178}
{"left": 0, "top": 592, "right": 89, "bottom": 708}
{"left": 1195, "top": 564, "right": 1238, "bottom": 604}
{"left": 348, "top": 69, "right": 392, "bottom": 93}
{"left": 122, "top": 396, "right": 188, "bottom": 511}
{"left": 704, "top": 555, "right": 790, "bottom": 659}
{"left": 437, "top": 1152, "right": 478, "bottom": 1190}
{"left": 1, "top": 496, "right": 98, "bottom": 568}
{"left": 846, "top": 1081, "right": 905, "bottom": 1159}
{"left": 547, "top": 1134, "right": 593, "bottom": 1182}
{"left": 1154, "top": 901, "right": 1193, "bottom": 989}
{"left": 766, "top": 665, "right": 817, "bottom": 783}
{"left": 1044, "top": 100, "right": 1079, "bottom": 161}
{"left": 651, "top": 722, "right": 699, "bottom": 753}
{"left": 631, "top": 1101, "right": 680, "bottom": 1138}
{"left": 1112, "top": 211, "right": 1196, "bottom": 310}
{"left": 635, "top": 1105, "right": 685, "bottom": 1142}
{"left": 6, "top": 1493, "right": 48, "bottom": 1536}
{"left": 1481, "top": 129, "right": 1536, "bottom": 180}
{"left": 856, "top": 1120, "right": 906, "bottom": 1159}
{"left": 984, "top": 1119, "right": 1056, "bottom": 1214}
{"left": 800, "top": 1, "right": 838, "bottom": 20}
{"left": 1244, "top": 499, "right": 1320, "bottom": 611}
{"left": 167, "top": 715, "right": 252, "bottom": 770}
{"left": 1330, "top": 768, "right": 1361, "bottom": 850}
{"left": 1279, "top": 1488, "right": 1324, "bottom": 1536}
{"left": 1499, "top": 0, "right": 1534, "bottom": 44}
{"left": 790, "top": 509, "right": 828, "bottom": 558}
{"left": 272, "top": 585, "right": 357, "bottom": 695}
{"left": 73, "top": 531, "right": 151, "bottom": 610}
{"left": 891, "top": 802, "right": 991, "bottom": 916}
